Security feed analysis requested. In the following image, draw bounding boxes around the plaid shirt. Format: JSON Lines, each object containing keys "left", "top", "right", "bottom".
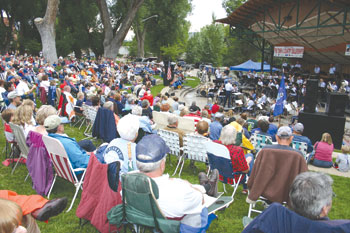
{"left": 215, "top": 140, "right": 248, "bottom": 184}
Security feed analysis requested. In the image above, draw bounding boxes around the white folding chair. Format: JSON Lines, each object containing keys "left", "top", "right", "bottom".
{"left": 179, "top": 134, "right": 208, "bottom": 176}
{"left": 206, "top": 141, "right": 243, "bottom": 199}
{"left": 42, "top": 135, "right": 87, "bottom": 212}
{"left": 157, "top": 129, "right": 182, "bottom": 176}
{"left": 249, "top": 133, "right": 272, "bottom": 153}
{"left": 83, "top": 106, "right": 97, "bottom": 138}
{"left": 9, "top": 123, "right": 29, "bottom": 181}
{"left": 291, "top": 141, "right": 310, "bottom": 161}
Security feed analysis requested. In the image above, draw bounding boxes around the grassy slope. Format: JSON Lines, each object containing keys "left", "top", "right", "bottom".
{"left": 1, "top": 77, "right": 349, "bottom": 232}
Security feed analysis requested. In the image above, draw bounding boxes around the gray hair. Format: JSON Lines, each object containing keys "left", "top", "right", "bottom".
{"left": 220, "top": 125, "right": 237, "bottom": 145}
{"left": 103, "top": 101, "right": 114, "bottom": 111}
{"left": 167, "top": 115, "right": 178, "bottom": 125}
{"left": 109, "top": 90, "right": 117, "bottom": 98}
{"left": 289, "top": 172, "right": 333, "bottom": 220}
{"left": 141, "top": 99, "right": 149, "bottom": 108}
{"left": 136, "top": 155, "right": 165, "bottom": 173}
{"left": 132, "top": 105, "right": 142, "bottom": 116}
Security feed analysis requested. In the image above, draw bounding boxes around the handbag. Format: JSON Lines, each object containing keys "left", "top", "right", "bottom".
{"left": 310, "top": 142, "right": 319, "bottom": 161}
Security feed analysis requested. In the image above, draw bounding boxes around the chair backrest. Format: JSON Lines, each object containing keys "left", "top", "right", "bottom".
{"left": 206, "top": 141, "right": 236, "bottom": 184}
{"left": 177, "top": 117, "right": 195, "bottom": 133}
{"left": 291, "top": 141, "right": 308, "bottom": 158}
{"left": 42, "top": 135, "right": 78, "bottom": 184}
{"left": 9, "top": 123, "right": 29, "bottom": 157}
{"left": 158, "top": 129, "right": 181, "bottom": 156}
{"left": 152, "top": 111, "right": 169, "bottom": 129}
{"left": 86, "top": 106, "right": 97, "bottom": 124}
{"left": 250, "top": 133, "right": 272, "bottom": 152}
{"left": 121, "top": 173, "right": 164, "bottom": 218}
{"left": 183, "top": 134, "right": 207, "bottom": 162}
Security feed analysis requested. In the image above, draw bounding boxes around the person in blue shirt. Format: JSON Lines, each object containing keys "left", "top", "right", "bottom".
{"left": 209, "top": 113, "right": 223, "bottom": 141}
{"left": 267, "top": 116, "right": 278, "bottom": 141}
{"left": 292, "top": 123, "right": 313, "bottom": 153}
{"left": 44, "top": 115, "right": 91, "bottom": 175}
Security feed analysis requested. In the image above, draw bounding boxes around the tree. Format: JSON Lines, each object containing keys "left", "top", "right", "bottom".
{"left": 222, "top": 0, "right": 247, "bottom": 14}
{"left": 34, "top": 0, "right": 60, "bottom": 64}
{"left": 144, "top": 0, "right": 191, "bottom": 59}
{"left": 96, "top": 0, "right": 144, "bottom": 58}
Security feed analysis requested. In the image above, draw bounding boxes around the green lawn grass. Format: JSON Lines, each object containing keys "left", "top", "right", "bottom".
{"left": 151, "top": 76, "right": 200, "bottom": 96}
{"left": 1, "top": 122, "right": 350, "bottom": 232}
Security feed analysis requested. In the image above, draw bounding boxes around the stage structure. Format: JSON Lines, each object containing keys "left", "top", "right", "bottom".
{"left": 216, "top": 0, "right": 350, "bottom": 75}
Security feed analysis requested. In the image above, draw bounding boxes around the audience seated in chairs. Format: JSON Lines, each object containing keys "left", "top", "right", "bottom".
{"left": 292, "top": 123, "right": 313, "bottom": 154}
{"left": 243, "top": 172, "right": 350, "bottom": 233}
{"left": 214, "top": 125, "right": 254, "bottom": 194}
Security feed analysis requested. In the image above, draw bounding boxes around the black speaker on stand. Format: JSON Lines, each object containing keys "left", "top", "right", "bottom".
{"left": 304, "top": 79, "right": 318, "bottom": 113}
{"left": 326, "top": 92, "right": 347, "bottom": 117}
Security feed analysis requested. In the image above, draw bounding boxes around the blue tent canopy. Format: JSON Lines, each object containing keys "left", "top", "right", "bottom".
{"left": 230, "top": 59, "right": 278, "bottom": 72}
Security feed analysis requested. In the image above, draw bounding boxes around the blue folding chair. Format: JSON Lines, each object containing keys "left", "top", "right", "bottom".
{"left": 206, "top": 141, "right": 243, "bottom": 199}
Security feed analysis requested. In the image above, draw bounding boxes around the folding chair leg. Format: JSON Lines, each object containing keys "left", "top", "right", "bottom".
{"left": 78, "top": 118, "right": 86, "bottom": 130}
{"left": 231, "top": 175, "right": 243, "bottom": 199}
{"left": 178, "top": 158, "right": 186, "bottom": 177}
{"left": 47, "top": 174, "right": 57, "bottom": 199}
{"left": 248, "top": 203, "right": 254, "bottom": 218}
{"left": 11, "top": 156, "right": 23, "bottom": 175}
{"left": 222, "top": 183, "right": 226, "bottom": 193}
{"left": 24, "top": 173, "right": 30, "bottom": 182}
{"left": 66, "top": 185, "right": 80, "bottom": 212}
{"left": 172, "top": 156, "right": 183, "bottom": 176}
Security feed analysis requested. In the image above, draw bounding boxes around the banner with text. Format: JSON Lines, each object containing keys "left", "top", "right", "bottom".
{"left": 274, "top": 46, "right": 304, "bottom": 58}
{"left": 346, "top": 44, "right": 350, "bottom": 56}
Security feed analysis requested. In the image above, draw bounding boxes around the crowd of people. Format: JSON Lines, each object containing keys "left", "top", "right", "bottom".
{"left": 0, "top": 53, "right": 350, "bottom": 232}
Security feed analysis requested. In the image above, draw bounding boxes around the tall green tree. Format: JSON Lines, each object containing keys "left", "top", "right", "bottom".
{"left": 143, "top": 0, "right": 191, "bottom": 59}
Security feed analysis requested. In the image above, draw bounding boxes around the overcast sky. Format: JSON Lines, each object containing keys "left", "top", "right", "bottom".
{"left": 186, "top": 0, "right": 227, "bottom": 32}
{"left": 126, "top": 0, "right": 227, "bottom": 40}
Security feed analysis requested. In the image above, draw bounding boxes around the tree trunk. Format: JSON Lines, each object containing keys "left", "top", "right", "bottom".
{"left": 135, "top": 27, "right": 146, "bottom": 58}
{"left": 34, "top": 0, "right": 59, "bottom": 64}
{"left": 97, "top": 0, "right": 145, "bottom": 59}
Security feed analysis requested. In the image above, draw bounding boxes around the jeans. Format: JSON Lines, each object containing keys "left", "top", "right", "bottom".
{"left": 312, "top": 158, "right": 333, "bottom": 168}
{"left": 242, "top": 153, "right": 254, "bottom": 189}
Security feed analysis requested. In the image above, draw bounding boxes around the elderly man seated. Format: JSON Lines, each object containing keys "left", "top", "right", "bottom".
{"left": 45, "top": 115, "right": 95, "bottom": 175}
{"left": 136, "top": 134, "right": 219, "bottom": 228}
{"left": 103, "top": 114, "right": 140, "bottom": 176}
{"left": 243, "top": 172, "right": 350, "bottom": 232}
{"left": 292, "top": 123, "right": 313, "bottom": 154}
{"left": 164, "top": 115, "right": 185, "bottom": 147}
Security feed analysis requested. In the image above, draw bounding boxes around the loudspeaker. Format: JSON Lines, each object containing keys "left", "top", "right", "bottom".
{"left": 304, "top": 79, "right": 318, "bottom": 113}
{"left": 326, "top": 93, "right": 347, "bottom": 117}
{"left": 298, "top": 112, "right": 345, "bottom": 149}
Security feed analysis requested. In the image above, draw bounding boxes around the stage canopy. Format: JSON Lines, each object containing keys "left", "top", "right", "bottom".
{"left": 230, "top": 59, "right": 278, "bottom": 72}
{"left": 217, "top": 0, "right": 350, "bottom": 74}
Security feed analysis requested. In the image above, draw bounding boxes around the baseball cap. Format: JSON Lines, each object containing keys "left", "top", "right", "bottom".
{"left": 189, "top": 105, "right": 197, "bottom": 112}
{"left": 44, "top": 115, "right": 62, "bottom": 130}
{"left": 7, "top": 91, "right": 19, "bottom": 99}
{"left": 136, "top": 134, "right": 170, "bottom": 163}
{"left": 214, "top": 112, "right": 224, "bottom": 118}
{"left": 293, "top": 123, "right": 304, "bottom": 133}
{"left": 277, "top": 126, "right": 292, "bottom": 138}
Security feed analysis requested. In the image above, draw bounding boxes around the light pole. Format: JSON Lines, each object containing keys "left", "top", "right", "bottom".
{"left": 141, "top": 14, "right": 158, "bottom": 22}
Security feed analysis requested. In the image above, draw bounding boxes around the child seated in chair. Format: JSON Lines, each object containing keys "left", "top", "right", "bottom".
{"left": 1, "top": 108, "right": 15, "bottom": 142}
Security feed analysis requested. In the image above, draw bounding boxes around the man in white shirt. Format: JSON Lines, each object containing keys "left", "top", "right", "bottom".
{"left": 15, "top": 76, "right": 35, "bottom": 98}
{"left": 135, "top": 134, "right": 219, "bottom": 224}
{"left": 224, "top": 80, "right": 233, "bottom": 107}
{"left": 314, "top": 65, "right": 320, "bottom": 75}
{"left": 329, "top": 64, "right": 336, "bottom": 75}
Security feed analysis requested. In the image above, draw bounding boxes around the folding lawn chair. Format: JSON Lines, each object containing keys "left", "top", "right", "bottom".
{"left": 107, "top": 173, "right": 181, "bottom": 233}
{"left": 206, "top": 140, "right": 244, "bottom": 200}
{"left": 249, "top": 133, "right": 272, "bottom": 154}
{"left": 291, "top": 141, "right": 310, "bottom": 161}
{"left": 42, "top": 135, "right": 87, "bottom": 212}
{"left": 157, "top": 129, "right": 182, "bottom": 176}
{"left": 83, "top": 105, "right": 97, "bottom": 138}
{"left": 179, "top": 134, "right": 208, "bottom": 176}
{"left": 9, "top": 123, "right": 29, "bottom": 178}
